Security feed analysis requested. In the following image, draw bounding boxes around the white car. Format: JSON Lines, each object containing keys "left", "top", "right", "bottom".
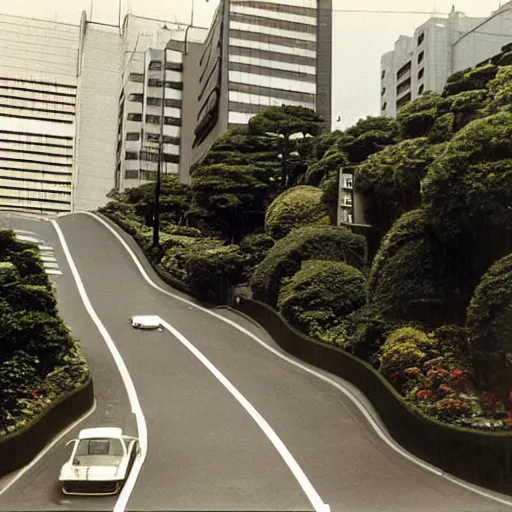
{"left": 59, "top": 427, "right": 139, "bottom": 496}
{"left": 129, "top": 315, "right": 163, "bottom": 330}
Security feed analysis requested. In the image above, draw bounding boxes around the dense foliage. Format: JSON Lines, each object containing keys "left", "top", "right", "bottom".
{"left": 265, "top": 186, "right": 329, "bottom": 240}
{"left": 277, "top": 260, "right": 367, "bottom": 342}
{"left": 250, "top": 226, "right": 366, "bottom": 307}
{"left": 0, "top": 231, "right": 89, "bottom": 435}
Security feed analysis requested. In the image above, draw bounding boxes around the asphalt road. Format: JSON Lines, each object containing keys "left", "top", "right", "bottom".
{"left": 1, "top": 212, "right": 512, "bottom": 512}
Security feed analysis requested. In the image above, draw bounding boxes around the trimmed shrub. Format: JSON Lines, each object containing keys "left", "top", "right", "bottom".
{"left": 369, "top": 209, "right": 463, "bottom": 327}
{"left": 0, "top": 262, "right": 19, "bottom": 286}
{"left": 485, "top": 65, "right": 512, "bottom": 115}
{"left": 379, "top": 326, "right": 438, "bottom": 379}
{"left": 428, "top": 113, "right": 455, "bottom": 143}
{"left": 239, "top": 233, "right": 275, "bottom": 269}
{"left": 250, "top": 226, "right": 366, "bottom": 307}
{"left": 185, "top": 245, "right": 248, "bottom": 302}
{"left": 265, "top": 186, "right": 330, "bottom": 240}
{"left": 396, "top": 93, "right": 444, "bottom": 139}
{"left": 354, "top": 137, "right": 435, "bottom": 231}
{"left": 466, "top": 254, "right": 512, "bottom": 395}
{"left": 277, "top": 260, "right": 367, "bottom": 340}
{"left": 0, "top": 283, "right": 57, "bottom": 315}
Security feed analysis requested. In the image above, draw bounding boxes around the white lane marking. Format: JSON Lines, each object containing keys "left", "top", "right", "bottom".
{"left": 86, "top": 211, "right": 512, "bottom": 507}
{"left": 46, "top": 269, "right": 63, "bottom": 276}
{"left": 40, "top": 255, "right": 57, "bottom": 263}
{"left": 50, "top": 219, "right": 148, "bottom": 512}
{"left": 0, "top": 399, "right": 97, "bottom": 495}
{"left": 159, "top": 318, "right": 330, "bottom": 512}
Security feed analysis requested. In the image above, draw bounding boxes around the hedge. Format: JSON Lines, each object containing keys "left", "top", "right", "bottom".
{"left": 250, "top": 225, "right": 367, "bottom": 307}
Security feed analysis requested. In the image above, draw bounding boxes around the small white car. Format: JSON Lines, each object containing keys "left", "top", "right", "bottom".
{"left": 59, "top": 427, "right": 139, "bottom": 496}
{"left": 129, "top": 315, "right": 163, "bottom": 330}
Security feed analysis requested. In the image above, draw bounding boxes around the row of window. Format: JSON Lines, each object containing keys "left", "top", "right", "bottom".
{"left": 126, "top": 113, "right": 181, "bottom": 126}
{"left": 129, "top": 93, "right": 182, "bottom": 105}
{"left": 128, "top": 63, "right": 183, "bottom": 81}
{"left": 124, "top": 151, "right": 180, "bottom": 163}
{"left": 124, "top": 168, "right": 178, "bottom": 180}
{"left": 125, "top": 132, "right": 180, "bottom": 145}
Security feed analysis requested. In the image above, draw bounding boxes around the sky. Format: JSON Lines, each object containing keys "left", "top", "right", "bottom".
{"left": 0, "top": 0, "right": 504, "bottom": 129}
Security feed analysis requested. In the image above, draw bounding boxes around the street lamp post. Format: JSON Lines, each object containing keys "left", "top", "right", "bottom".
{"left": 152, "top": 47, "right": 167, "bottom": 248}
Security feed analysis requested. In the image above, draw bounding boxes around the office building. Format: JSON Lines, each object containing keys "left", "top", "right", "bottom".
{"left": 380, "top": 8, "right": 488, "bottom": 117}
{"left": 179, "top": 0, "right": 333, "bottom": 182}
{"left": 0, "top": 14, "right": 80, "bottom": 215}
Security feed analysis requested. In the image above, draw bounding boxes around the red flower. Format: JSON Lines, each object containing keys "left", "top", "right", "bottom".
{"left": 483, "top": 392, "right": 498, "bottom": 404}
{"left": 31, "top": 391, "right": 39, "bottom": 398}
{"left": 449, "top": 368, "right": 466, "bottom": 385}
{"left": 404, "top": 367, "right": 422, "bottom": 377}
{"left": 427, "top": 368, "right": 449, "bottom": 378}
{"left": 438, "top": 384, "right": 455, "bottom": 395}
{"left": 417, "top": 389, "right": 436, "bottom": 400}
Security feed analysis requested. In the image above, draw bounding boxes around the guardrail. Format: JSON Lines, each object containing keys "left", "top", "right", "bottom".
{"left": 0, "top": 377, "right": 94, "bottom": 477}
{"left": 234, "top": 296, "right": 512, "bottom": 496}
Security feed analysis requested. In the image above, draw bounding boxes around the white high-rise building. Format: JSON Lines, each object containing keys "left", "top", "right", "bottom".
{"left": 380, "top": 3, "right": 512, "bottom": 118}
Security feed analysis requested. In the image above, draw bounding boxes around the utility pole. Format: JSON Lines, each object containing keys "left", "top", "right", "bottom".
{"left": 152, "top": 47, "right": 167, "bottom": 248}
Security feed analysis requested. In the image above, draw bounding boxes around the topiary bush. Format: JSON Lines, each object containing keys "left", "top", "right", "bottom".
{"left": 368, "top": 209, "right": 464, "bottom": 327}
{"left": 379, "top": 326, "right": 438, "bottom": 380}
{"left": 265, "top": 185, "right": 330, "bottom": 240}
{"left": 485, "top": 65, "right": 512, "bottom": 115}
{"left": 277, "top": 260, "right": 367, "bottom": 341}
{"left": 250, "top": 226, "right": 367, "bottom": 307}
{"left": 186, "top": 245, "right": 248, "bottom": 302}
{"left": 396, "top": 93, "right": 445, "bottom": 139}
{"left": 239, "top": 233, "right": 275, "bottom": 270}
{"left": 354, "top": 137, "right": 435, "bottom": 232}
{"left": 466, "top": 253, "right": 512, "bottom": 396}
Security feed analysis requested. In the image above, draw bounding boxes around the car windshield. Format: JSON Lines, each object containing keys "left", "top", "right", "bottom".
{"left": 73, "top": 438, "right": 124, "bottom": 466}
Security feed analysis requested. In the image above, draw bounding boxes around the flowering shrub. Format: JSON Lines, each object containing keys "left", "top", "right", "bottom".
{"left": 430, "top": 398, "right": 473, "bottom": 421}
{"left": 417, "top": 389, "right": 436, "bottom": 401}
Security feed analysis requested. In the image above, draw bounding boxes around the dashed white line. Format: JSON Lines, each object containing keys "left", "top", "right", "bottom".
{"left": 86, "top": 210, "right": 512, "bottom": 508}
{"left": 50, "top": 219, "right": 148, "bottom": 512}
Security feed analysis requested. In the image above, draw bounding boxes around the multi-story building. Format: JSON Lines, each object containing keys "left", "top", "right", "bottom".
{"left": 179, "top": 0, "right": 333, "bottom": 182}
{"left": 380, "top": 8, "right": 487, "bottom": 117}
{"left": 114, "top": 18, "right": 208, "bottom": 192}
{"left": 0, "top": 14, "right": 80, "bottom": 215}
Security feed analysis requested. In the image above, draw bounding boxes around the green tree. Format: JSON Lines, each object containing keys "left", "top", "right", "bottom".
{"left": 248, "top": 105, "right": 325, "bottom": 189}
{"left": 190, "top": 162, "right": 274, "bottom": 243}
{"left": 337, "top": 116, "right": 400, "bottom": 164}
{"left": 421, "top": 112, "right": 512, "bottom": 290}
{"left": 265, "top": 185, "right": 329, "bottom": 240}
{"left": 277, "top": 260, "right": 367, "bottom": 340}
{"left": 466, "top": 254, "right": 512, "bottom": 396}
{"left": 396, "top": 93, "right": 445, "bottom": 139}
{"left": 250, "top": 225, "right": 366, "bottom": 307}
{"left": 354, "top": 137, "right": 438, "bottom": 232}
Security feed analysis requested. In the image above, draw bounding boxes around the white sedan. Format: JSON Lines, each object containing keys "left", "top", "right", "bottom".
{"left": 59, "top": 427, "right": 140, "bottom": 496}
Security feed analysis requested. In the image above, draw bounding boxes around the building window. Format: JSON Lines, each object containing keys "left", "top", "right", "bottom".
{"left": 125, "top": 151, "right": 138, "bottom": 160}
{"left": 396, "top": 61, "right": 411, "bottom": 81}
{"left": 397, "top": 78, "right": 411, "bottom": 96}
{"left": 344, "top": 178, "right": 353, "bottom": 189}
{"left": 163, "top": 153, "right": 180, "bottom": 163}
{"left": 164, "top": 117, "right": 181, "bottom": 126}
{"left": 126, "top": 132, "right": 140, "bottom": 141}
{"left": 381, "top": 87, "right": 386, "bottom": 96}
{"left": 418, "top": 51, "right": 424, "bottom": 64}
{"left": 381, "top": 69, "right": 386, "bottom": 79}
{"left": 167, "top": 81, "right": 183, "bottom": 90}
{"left": 418, "top": 84, "right": 425, "bottom": 95}
{"left": 147, "top": 97, "right": 161, "bottom": 106}
{"left": 128, "top": 73, "right": 144, "bottom": 82}
{"left": 417, "top": 32, "right": 425, "bottom": 46}
{"left": 347, "top": 213, "right": 353, "bottom": 224}
{"left": 140, "top": 150, "right": 159, "bottom": 162}
{"left": 127, "top": 113, "right": 142, "bottom": 122}
{"left": 166, "top": 62, "right": 183, "bottom": 72}
{"left": 146, "top": 114, "right": 160, "bottom": 124}
{"left": 382, "top": 102, "right": 387, "bottom": 111}
{"left": 125, "top": 170, "right": 139, "bottom": 179}
{"left": 418, "top": 68, "right": 425, "bottom": 80}
{"left": 147, "top": 78, "right": 161, "bottom": 87}
{"left": 396, "top": 92, "right": 412, "bottom": 110}
{"left": 128, "top": 93, "right": 143, "bottom": 102}
{"left": 149, "top": 60, "right": 162, "bottom": 71}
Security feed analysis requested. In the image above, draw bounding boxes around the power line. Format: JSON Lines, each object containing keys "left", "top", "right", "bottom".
{"left": 332, "top": 9, "right": 449, "bottom": 15}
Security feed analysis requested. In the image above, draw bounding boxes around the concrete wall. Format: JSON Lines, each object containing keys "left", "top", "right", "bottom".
{"left": 74, "top": 23, "right": 122, "bottom": 211}
{"left": 453, "top": 7, "right": 512, "bottom": 72}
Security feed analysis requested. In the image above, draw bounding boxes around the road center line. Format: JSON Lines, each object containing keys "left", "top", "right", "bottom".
{"left": 159, "top": 318, "right": 330, "bottom": 512}
{"left": 50, "top": 219, "right": 147, "bottom": 512}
